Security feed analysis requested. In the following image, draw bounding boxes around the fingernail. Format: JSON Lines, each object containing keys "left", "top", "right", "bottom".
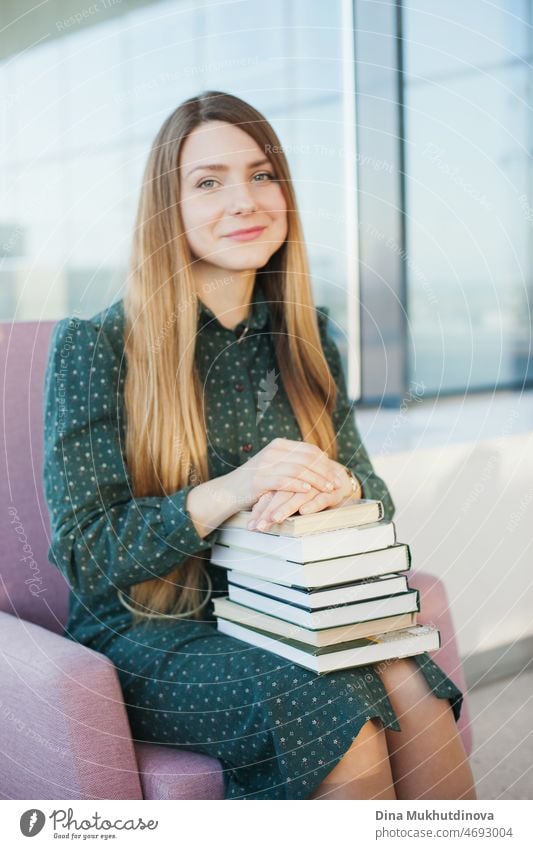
{"left": 272, "top": 513, "right": 282, "bottom": 522}
{"left": 334, "top": 477, "right": 344, "bottom": 488}
{"left": 325, "top": 481, "right": 334, "bottom": 491}
{"left": 247, "top": 521, "right": 255, "bottom": 530}
{"left": 257, "top": 520, "right": 267, "bottom": 531}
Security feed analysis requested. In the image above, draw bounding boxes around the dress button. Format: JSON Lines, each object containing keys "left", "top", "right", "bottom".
{"left": 241, "top": 443, "right": 253, "bottom": 453}
{"left": 234, "top": 382, "right": 245, "bottom": 392}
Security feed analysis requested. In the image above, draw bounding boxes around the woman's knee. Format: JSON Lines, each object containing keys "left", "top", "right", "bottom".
{"left": 376, "top": 657, "right": 434, "bottom": 713}
{"left": 341, "top": 717, "right": 391, "bottom": 778}
{"left": 310, "top": 718, "right": 396, "bottom": 800}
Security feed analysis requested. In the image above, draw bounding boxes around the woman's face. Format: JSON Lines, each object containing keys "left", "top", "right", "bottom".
{"left": 179, "top": 120, "right": 288, "bottom": 273}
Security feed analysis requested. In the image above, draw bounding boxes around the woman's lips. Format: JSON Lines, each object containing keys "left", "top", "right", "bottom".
{"left": 224, "top": 226, "right": 266, "bottom": 242}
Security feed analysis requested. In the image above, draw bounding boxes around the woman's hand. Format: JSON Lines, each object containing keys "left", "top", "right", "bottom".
{"left": 229, "top": 437, "right": 345, "bottom": 512}
{"left": 247, "top": 461, "right": 357, "bottom": 531}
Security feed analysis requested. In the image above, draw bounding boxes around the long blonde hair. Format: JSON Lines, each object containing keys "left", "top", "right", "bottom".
{"left": 123, "top": 90, "right": 340, "bottom": 621}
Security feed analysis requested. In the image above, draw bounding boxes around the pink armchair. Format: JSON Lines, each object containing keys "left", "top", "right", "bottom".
{"left": 0, "top": 320, "right": 472, "bottom": 800}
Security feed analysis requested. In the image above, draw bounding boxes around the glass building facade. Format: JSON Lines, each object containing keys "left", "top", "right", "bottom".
{"left": 403, "top": 0, "right": 533, "bottom": 395}
{"left": 1, "top": 0, "right": 531, "bottom": 403}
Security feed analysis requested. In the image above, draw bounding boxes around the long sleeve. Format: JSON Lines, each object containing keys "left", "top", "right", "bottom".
{"left": 42, "top": 315, "right": 219, "bottom": 599}
{"left": 318, "top": 308, "right": 396, "bottom": 522}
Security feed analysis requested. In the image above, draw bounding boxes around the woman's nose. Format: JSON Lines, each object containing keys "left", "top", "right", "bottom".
{"left": 225, "top": 180, "right": 258, "bottom": 214}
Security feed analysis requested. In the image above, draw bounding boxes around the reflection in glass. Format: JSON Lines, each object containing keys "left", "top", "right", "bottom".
{"left": 404, "top": 0, "right": 533, "bottom": 391}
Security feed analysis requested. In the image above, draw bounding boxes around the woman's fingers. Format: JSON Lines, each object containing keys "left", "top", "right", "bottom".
{"left": 298, "top": 490, "right": 338, "bottom": 514}
{"left": 248, "top": 490, "right": 294, "bottom": 529}
{"left": 263, "top": 465, "right": 343, "bottom": 495}
{"left": 243, "top": 439, "right": 346, "bottom": 506}
{"left": 249, "top": 483, "right": 349, "bottom": 531}
{"left": 248, "top": 489, "right": 307, "bottom": 530}
{"left": 269, "top": 491, "right": 315, "bottom": 524}
{"left": 249, "top": 488, "right": 322, "bottom": 530}
{"left": 265, "top": 441, "right": 345, "bottom": 492}
{"left": 248, "top": 491, "right": 274, "bottom": 520}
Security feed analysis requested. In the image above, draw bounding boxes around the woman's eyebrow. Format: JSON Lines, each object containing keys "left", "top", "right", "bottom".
{"left": 185, "top": 157, "right": 271, "bottom": 179}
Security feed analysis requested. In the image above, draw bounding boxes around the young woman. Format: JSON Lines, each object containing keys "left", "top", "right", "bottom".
{"left": 43, "top": 90, "right": 475, "bottom": 801}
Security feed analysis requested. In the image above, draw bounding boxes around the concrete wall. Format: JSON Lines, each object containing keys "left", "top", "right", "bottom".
{"left": 373, "top": 431, "right": 533, "bottom": 671}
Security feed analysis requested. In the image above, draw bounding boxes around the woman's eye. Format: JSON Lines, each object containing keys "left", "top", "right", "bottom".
{"left": 197, "top": 178, "right": 218, "bottom": 190}
{"left": 197, "top": 172, "right": 275, "bottom": 190}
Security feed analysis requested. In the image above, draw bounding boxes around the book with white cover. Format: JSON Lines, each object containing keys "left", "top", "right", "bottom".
{"left": 220, "top": 499, "right": 383, "bottom": 536}
{"left": 228, "top": 571, "right": 408, "bottom": 608}
{"left": 210, "top": 542, "right": 411, "bottom": 588}
{"left": 213, "top": 597, "right": 417, "bottom": 648}
{"left": 227, "top": 585, "right": 420, "bottom": 629}
{"left": 216, "top": 620, "right": 441, "bottom": 674}
{"left": 214, "top": 520, "right": 396, "bottom": 563}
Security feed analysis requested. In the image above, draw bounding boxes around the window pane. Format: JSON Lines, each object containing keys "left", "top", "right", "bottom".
{"left": 123, "top": 1, "right": 197, "bottom": 142}
{"left": 64, "top": 20, "right": 125, "bottom": 152}
{"left": 404, "top": 0, "right": 533, "bottom": 391}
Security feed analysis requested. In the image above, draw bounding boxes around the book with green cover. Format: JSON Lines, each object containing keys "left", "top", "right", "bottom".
{"left": 216, "top": 619, "right": 441, "bottom": 673}
{"left": 228, "top": 570, "right": 409, "bottom": 609}
{"left": 226, "top": 585, "right": 420, "bottom": 629}
{"left": 213, "top": 596, "right": 418, "bottom": 647}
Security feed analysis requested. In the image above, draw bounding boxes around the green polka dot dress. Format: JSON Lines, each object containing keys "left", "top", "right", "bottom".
{"left": 43, "top": 281, "right": 463, "bottom": 800}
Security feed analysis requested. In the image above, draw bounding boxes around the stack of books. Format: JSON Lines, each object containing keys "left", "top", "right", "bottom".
{"left": 210, "top": 499, "right": 440, "bottom": 673}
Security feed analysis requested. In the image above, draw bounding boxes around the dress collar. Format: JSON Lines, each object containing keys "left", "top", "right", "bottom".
{"left": 197, "top": 280, "right": 270, "bottom": 334}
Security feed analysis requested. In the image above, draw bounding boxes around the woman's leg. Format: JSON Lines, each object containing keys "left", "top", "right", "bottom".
{"left": 310, "top": 718, "right": 397, "bottom": 800}
{"left": 375, "top": 657, "right": 476, "bottom": 800}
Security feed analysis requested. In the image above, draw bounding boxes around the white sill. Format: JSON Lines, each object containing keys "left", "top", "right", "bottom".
{"left": 355, "top": 388, "right": 533, "bottom": 456}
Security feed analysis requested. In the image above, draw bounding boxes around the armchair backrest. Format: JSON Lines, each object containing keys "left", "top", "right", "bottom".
{"left": 0, "top": 320, "right": 69, "bottom": 633}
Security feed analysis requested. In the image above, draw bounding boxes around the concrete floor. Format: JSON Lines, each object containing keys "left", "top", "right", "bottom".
{"left": 468, "top": 666, "right": 533, "bottom": 800}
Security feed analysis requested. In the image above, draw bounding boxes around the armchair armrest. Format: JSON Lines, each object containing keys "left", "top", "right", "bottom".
{"left": 409, "top": 572, "right": 473, "bottom": 755}
{"left": 0, "top": 611, "right": 142, "bottom": 799}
